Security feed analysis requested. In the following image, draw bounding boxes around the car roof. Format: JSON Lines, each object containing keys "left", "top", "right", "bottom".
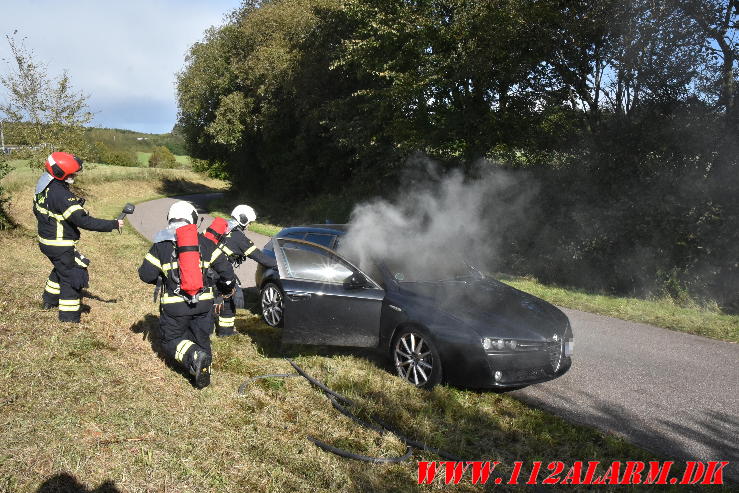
{"left": 278, "top": 224, "right": 348, "bottom": 236}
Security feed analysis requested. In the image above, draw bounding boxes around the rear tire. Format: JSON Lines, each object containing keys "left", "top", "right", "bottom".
{"left": 391, "top": 328, "right": 442, "bottom": 389}
{"left": 260, "top": 282, "right": 284, "bottom": 328}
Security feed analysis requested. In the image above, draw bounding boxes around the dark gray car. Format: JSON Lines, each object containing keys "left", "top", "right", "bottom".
{"left": 255, "top": 225, "right": 573, "bottom": 389}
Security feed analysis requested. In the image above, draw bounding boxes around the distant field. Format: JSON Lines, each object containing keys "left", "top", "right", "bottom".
{"left": 136, "top": 151, "right": 149, "bottom": 166}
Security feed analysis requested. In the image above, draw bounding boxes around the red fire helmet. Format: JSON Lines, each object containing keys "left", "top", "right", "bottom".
{"left": 45, "top": 152, "right": 83, "bottom": 180}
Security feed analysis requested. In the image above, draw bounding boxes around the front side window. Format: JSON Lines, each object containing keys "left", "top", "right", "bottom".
{"left": 279, "top": 241, "right": 353, "bottom": 283}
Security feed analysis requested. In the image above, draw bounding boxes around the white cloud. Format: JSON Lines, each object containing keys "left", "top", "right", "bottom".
{"left": 0, "top": 0, "right": 240, "bottom": 133}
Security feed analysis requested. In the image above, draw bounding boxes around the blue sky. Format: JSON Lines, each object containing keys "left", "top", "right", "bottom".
{"left": 1, "top": 0, "right": 242, "bottom": 134}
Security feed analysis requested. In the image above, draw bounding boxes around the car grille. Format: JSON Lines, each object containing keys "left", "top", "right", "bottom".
{"left": 502, "top": 337, "right": 565, "bottom": 373}
{"left": 505, "top": 368, "right": 548, "bottom": 383}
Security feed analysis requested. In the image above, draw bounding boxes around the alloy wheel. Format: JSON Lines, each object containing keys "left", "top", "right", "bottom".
{"left": 261, "top": 284, "right": 283, "bottom": 327}
{"left": 393, "top": 332, "right": 434, "bottom": 387}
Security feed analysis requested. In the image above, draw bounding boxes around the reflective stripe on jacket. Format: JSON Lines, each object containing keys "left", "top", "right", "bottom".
{"left": 34, "top": 179, "right": 117, "bottom": 246}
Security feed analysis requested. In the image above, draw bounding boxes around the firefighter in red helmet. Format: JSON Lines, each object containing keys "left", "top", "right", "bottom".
{"left": 34, "top": 152, "right": 122, "bottom": 323}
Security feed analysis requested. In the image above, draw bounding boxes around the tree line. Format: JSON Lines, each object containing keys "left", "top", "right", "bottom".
{"left": 189, "top": 0, "right": 735, "bottom": 310}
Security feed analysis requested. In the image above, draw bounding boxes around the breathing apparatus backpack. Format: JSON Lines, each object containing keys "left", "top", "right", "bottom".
{"left": 204, "top": 216, "right": 228, "bottom": 245}
{"left": 172, "top": 224, "right": 205, "bottom": 301}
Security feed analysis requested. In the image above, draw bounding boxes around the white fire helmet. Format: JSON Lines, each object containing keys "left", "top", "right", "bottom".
{"left": 231, "top": 204, "right": 257, "bottom": 227}
{"left": 167, "top": 201, "right": 198, "bottom": 224}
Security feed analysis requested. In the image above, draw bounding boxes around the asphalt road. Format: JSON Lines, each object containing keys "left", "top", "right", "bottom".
{"left": 128, "top": 193, "right": 738, "bottom": 480}
{"left": 512, "top": 309, "right": 738, "bottom": 480}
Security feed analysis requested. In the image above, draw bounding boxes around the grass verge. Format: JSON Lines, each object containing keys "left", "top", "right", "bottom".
{"left": 0, "top": 164, "right": 708, "bottom": 491}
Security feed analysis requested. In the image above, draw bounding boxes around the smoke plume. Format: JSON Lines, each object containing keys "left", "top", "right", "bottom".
{"left": 339, "top": 158, "right": 538, "bottom": 281}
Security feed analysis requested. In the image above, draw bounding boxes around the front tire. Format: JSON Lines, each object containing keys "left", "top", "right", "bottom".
{"left": 391, "top": 328, "right": 442, "bottom": 389}
{"left": 260, "top": 282, "right": 284, "bottom": 327}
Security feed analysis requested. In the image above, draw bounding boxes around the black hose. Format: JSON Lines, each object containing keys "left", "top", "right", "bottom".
{"left": 307, "top": 437, "right": 413, "bottom": 464}
{"left": 242, "top": 360, "right": 462, "bottom": 463}
{"left": 328, "top": 395, "right": 386, "bottom": 435}
{"left": 286, "top": 358, "right": 354, "bottom": 405}
{"left": 370, "top": 415, "right": 464, "bottom": 461}
{"left": 288, "top": 359, "right": 461, "bottom": 461}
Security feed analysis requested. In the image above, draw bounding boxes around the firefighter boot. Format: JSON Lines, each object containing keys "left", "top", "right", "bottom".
{"left": 190, "top": 350, "right": 212, "bottom": 389}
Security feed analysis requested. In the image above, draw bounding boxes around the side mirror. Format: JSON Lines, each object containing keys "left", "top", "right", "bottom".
{"left": 343, "top": 272, "right": 366, "bottom": 290}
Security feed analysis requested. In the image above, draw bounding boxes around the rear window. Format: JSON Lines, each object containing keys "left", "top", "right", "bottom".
{"left": 304, "top": 233, "right": 336, "bottom": 248}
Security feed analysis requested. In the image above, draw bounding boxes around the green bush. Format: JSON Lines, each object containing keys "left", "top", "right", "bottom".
{"left": 191, "top": 158, "right": 229, "bottom": 179}
{"left": 148, "top": 146, "right": 178, "bottom": 169}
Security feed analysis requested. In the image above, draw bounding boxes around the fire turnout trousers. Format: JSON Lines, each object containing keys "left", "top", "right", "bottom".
{"left": 40, "top": 244, "right": 89, "bottom": 322}
{"left": 159, "top": 309, "right": 213, "bottom": 373}
{"left": 215, "top": 289, "right": 239, "bottom": 337}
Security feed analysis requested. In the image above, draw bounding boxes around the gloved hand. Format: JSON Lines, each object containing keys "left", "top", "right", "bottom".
{"left": 222, "top": 286, "right": 236, "bottom": 299}
{"left": 217, "top": 279, "right": 235, "bottom": 297}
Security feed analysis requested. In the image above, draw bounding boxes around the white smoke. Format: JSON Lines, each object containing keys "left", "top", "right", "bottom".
{"left": 339, "top": 158, "right": 538, "bottom": 281}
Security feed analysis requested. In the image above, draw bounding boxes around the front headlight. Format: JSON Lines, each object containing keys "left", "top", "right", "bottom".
{"left": 482, "top": 337, "right": 518, "bottom": 352}
{"left": 565, "top": 340, "right": 574, "bottom": 357}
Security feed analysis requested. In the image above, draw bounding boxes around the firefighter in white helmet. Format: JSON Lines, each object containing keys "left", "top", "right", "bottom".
{"left": 138, "top": 201, "right": 235, "bottom": 388}
{"left": 204, "top": 204, "right": 276, "bottom": 336}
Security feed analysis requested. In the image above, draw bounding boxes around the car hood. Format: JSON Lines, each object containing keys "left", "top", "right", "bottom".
{"left": 397, "top": 279, "right": 568, "bottom": 341}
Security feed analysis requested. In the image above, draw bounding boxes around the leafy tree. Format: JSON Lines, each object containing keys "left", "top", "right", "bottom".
{"left": 148, "top": 145, "right": 178, "bottom": 168}
{"left": 0, "top": 34, "right": 93, "bottom": 165}
{"left": 673, "top": 0, "right": 738, "bottom": 129}
{"left": 175, "top": 0, "right": 738, "bottom": 310}
{"left": 0, "top": 34, "right": 92, "bottom": 228}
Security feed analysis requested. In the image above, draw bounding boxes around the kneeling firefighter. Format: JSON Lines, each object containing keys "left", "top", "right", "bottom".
{"left": 204, "top": 204, "right": 276, "bottom": 336}
{"left": 34, "top": 153, "right": 123, "bottom": 323}
{"left": 138, "top": 201, "right": 235, "bottom": 388}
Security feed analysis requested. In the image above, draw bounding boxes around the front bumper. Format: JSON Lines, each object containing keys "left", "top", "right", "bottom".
{"left": 441, "top": 341, "right": 572, "bottom": 389}
{"left": 483, "top": 351, "right": 572, "bottom": 387}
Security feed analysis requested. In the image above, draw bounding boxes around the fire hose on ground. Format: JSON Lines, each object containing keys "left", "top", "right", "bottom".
{"left": 238, "top": 358, "right": 462, "bottom": 463}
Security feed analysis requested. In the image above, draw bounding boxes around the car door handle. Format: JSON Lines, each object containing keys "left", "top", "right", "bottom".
{"left": 287, "top": 292, "right": 312, "bottom": 301}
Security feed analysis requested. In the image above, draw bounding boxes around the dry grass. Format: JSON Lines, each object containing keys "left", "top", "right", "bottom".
{"left": 0, "top": 165, "right": 689, "bottom": 492}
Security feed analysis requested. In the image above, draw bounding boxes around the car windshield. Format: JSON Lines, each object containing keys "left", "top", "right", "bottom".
{"left": 380, "top": 258, "right": 485, "bottom": 283}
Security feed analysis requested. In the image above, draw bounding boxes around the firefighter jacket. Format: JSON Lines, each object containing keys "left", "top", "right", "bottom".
{"left": 138, "top": 227, "right": 236, "bottom": 316}
{"left": 34, "top": 177, "right": 118, "bottom": 247}
{"left": 218, "top": 226, "right": 277, "bottom": 268}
